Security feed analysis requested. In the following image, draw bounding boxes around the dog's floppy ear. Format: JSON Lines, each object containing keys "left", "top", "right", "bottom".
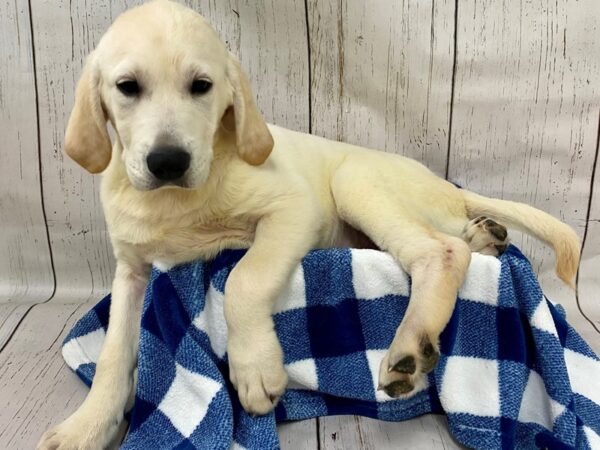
{"left": 226, "top": 55, "right": 274, "bottom": 165}
{"left": 65, "top": 54, "right": 111, "bottom": 173}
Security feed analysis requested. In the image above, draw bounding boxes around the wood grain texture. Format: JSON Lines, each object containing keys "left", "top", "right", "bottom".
{"left": 0, "top": 0, "right": 54, "bottom": 303}
{"left": 308, "top": 0, "right": 455, "bottom": 176}
{"left": 319, "top": 415, "right": 463, "bottom": 450}
{"left": 447, "top": 0, "right": 600, "bottom": 306}
{"left": 232, "top": 0, "right": 309, "bottom": 131}
{"left": 0, "top": 302, "right": 89, "bottom": 449}
{"left": 0, "top": 303, "right": 34, "bottom": 351}
{"left": 278, "top": 420, "right": 319, "bottom": 450}
{"left": 578, "top": 217, "right": 600, "bottom": 336}
{"left": 577, "top": 119, "right": 600, "bottom": 336}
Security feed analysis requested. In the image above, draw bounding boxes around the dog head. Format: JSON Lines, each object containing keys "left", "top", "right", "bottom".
{"left": 65, "top": 0, "right": 273, "bottom": 190}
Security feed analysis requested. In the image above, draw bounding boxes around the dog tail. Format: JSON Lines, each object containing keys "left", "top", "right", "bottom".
{"left": 462, "top": 190, "right": 580, "bottom": 288}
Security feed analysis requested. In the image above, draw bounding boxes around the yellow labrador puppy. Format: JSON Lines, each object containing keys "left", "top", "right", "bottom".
{"left": 38, "top": 1, "right": 580, "bottom": 448}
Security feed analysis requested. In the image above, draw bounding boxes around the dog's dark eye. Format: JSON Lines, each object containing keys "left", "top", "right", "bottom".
{"left": 117, "top": 80, "right": 140, "bottom": 97}
{"left": 190, "top": 79, "right": 212, "bottom": 95}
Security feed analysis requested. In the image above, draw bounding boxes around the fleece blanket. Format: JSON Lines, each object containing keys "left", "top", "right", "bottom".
{"left": 62, "top": 246, "right": 600, "bottom": 450}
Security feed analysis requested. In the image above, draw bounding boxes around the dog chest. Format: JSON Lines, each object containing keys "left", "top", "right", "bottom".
{"left": 113, "top": 214, "right": 257, "bottom": 266}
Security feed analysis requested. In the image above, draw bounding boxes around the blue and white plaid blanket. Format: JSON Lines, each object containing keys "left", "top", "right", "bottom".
{"left": 62, "top": 246, "right": 600, "bottom": 449}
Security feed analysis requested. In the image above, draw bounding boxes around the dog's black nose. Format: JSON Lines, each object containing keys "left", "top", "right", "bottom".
{"left": 146, "top": 147, "right": 191, "bottom": 181}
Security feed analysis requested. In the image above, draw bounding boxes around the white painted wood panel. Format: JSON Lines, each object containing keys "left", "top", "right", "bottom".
{"left": 0, "top": 0, "right": 54, "bottom": 304}
{"left": 278, "top": 420, "right": 319, "bottom": 450}
{"left": 320, "top": 415, "right": 463, "bottom": 450}
{"left": 447, "top": 0, "right": 600, "bottom": 307}
{"left": 230, "top": 0, "right": 309, "bottom": 131}
{"left": 0, "top": 302, "right": 89, "bottom": 449}
{"left": 308, "top": 0, "right": 455, "bottom": 176}
{"left": 578, "top": 221, "right": 600, "bottom": 337}
{"left": 578, "top": 129, "right": 600, "bottom": 335}
{"left": 0, "top": 303, "right": 34, "bottom": 351}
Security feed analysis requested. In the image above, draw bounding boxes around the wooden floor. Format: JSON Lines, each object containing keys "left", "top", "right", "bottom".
{"left": 0, "top": 291, "right": 597, "bottom": 450}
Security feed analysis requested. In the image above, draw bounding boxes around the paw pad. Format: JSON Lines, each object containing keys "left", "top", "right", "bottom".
{"left": 420, "top": 340, "right": 439, "bottom": 373}
{"left": 392, "top": 355, "right": 416, "bottom": 374}
{"left": 484, "top": 219, "right": 508, "bottom": 241}
{"left": 378, "top": 334, "right": 441, "bottom": 398}
{"left": 382, "top": 379, "right": 414, "bottom": 397}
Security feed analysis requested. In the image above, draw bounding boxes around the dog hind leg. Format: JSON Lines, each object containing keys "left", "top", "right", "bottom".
{"left": 331, "top": 162, "right": 471, "bottom": 396}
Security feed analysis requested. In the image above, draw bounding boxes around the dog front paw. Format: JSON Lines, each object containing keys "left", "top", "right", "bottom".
{"left": 37, "top": 409, "right": 122, "bottom": 450}
{"left": 227, "top": 330, "right": 288, "bottom": 415}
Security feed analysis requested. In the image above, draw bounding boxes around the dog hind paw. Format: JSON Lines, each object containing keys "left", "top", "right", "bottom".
{"left": 377, "top": 334, "right": 440, "bottom": 398}
{"left": 463, "top": 216, "right": 509, "bottom": 256}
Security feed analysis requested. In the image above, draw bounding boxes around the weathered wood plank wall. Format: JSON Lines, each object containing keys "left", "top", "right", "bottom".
{"left": 579, "top": 130, "right": 600, "bottom": 334}
{"left": 0, "top": 2, "right": 54, "bottom": 301}
{"left": 448, "top": 0, "right": 600, "bottom": 309}
{"left": 0, "top": 0, "right": 598, "bottom": 447}
{"left": 0, "top": 0, "right": 55, "bottom": 350}
{"left": 308, "top": 0, "right": 455, "bottom": 176}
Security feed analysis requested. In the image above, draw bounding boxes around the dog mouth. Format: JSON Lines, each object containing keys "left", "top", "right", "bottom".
{"left": 124, "top": 168, "right": 192, "bottom": 191}
{"left": 130, "top": 177, "right": 194, "bottom": 191}
{"left": 154, "top": 179, "right": 194, "bottom": 190}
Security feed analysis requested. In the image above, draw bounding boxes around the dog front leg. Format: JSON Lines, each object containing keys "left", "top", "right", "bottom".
{"left": 224, "top": 206, "right": 318, "bottom": 415}
{"left": 37, "top": 259, "right": 149, "bottom": 450}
